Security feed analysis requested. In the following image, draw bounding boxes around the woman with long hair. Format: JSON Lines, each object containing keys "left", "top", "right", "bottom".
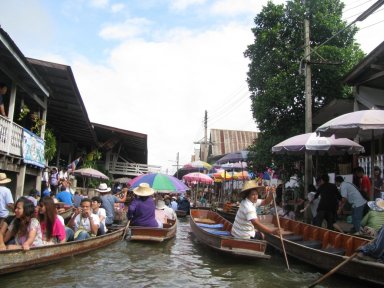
{"left": 39, "top": 196, "right": 66, "bottom": 245}
{"left": 4, "top": 197, "right": 42, "bottom": 250}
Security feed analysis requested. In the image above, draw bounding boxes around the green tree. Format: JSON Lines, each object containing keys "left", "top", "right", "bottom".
{"left": 245, "top": 0, "right": 364, "bottom": 173}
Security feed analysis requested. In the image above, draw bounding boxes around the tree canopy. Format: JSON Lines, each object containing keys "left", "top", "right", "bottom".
{"left": 245, "top": 0, "right": 364, "bottom": 173}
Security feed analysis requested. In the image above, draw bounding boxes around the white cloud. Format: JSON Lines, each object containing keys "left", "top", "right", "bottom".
{"left": 111, "top": 3, "right": 125, "bottom": 13}
{"left": 73, "top": 22, "right": 257, "bottom": 172}
{"left": 170, "top": 0, "right": 207, "bottom": 11}
{"left": 89, "top": 0, "right": 109, "bottom": 9}
{"left": 210, "top": 0, "right": 287, "bottom": 17}
{"left": 99, "top": 18, "right": 152, "bottom": 40}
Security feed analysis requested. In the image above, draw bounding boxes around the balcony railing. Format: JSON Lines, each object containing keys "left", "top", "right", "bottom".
{"left": 106, "top": 161, "right": 161, "bottom": 177}
{"left": 358, "top": 154, "right": 384, "bottom": 178}
{"left": 0, "top": 116, "right": 23, "bottom": 157}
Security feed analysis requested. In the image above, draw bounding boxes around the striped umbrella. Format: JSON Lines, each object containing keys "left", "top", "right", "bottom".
{"left": 128, "top": 173, "right": 189, "bottom": 193}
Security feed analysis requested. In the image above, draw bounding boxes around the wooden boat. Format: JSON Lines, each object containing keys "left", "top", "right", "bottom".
{"left": 216, "top": 208, "right": 236, "bottom": 223}
{"left": 128, "top": 219, "right": 177, "bottom": 242}
{"left": 176, "top": 210, "right": 187, "bottom": 217}
{"left": 259, "top": 215, "right": 384, "bottom": 286}
{"left": 190, "top": 209, "right": 270, "bottom": 259}
{"left": 0, "top": 227, "right": 125, "bottom": 275}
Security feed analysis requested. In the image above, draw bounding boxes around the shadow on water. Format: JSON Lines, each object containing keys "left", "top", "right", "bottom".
{"left": 2, "top": 217, "right": 367, "bottom": 288}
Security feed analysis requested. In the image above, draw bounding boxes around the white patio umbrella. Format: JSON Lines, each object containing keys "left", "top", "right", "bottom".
{"left": 316, "top": 109, "right": 384, "bottom": 199}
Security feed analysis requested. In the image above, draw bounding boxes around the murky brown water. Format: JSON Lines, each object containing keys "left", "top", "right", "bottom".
{"left": 1, "top": 217, "right": 365, "bottom": 288}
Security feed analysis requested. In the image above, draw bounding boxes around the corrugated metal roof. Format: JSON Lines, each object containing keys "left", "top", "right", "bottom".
{"left": 209, "top": 129, "right": 258, "bottom": 156}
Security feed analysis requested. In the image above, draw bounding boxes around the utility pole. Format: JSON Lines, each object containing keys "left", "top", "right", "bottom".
{"left": 203, "top": 110, "right": 208, "bottom": 162}
{"left": 176, "top": 152, "right": 179, "bottom": 178}
{"left": 303, "top": 0, "right": 312, "bottom": 195}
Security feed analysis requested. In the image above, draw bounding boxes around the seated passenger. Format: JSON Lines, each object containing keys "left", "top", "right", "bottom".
{"left": 360, "top": 198, "right": 384, "bottom": 238}
{"left": 68, "top": 198, "right": 99, "bottom": 241}
{"left": 39, "top": 196, "right": 66, "bottom": 245}
{"left": 91, "top": 196, "right": 107, "bottom": 235}
{"left": 231, "top": 180, "right": 280, "bottom": 240}
{"left": 127, "top": 183, "right": 158, "bottom": 227}
{"left": 155, "top": 199, "right": 177, "bottom": 227}
{"left": 4, "top": 197, "right": 43, "bottom": 250}
{"left": 357, "top": 224, "right": 384, "bottom": 262}
{"left": 0, "top": 215, "right": 15, "bottom": 249}
{"left": 177, "top": 195, "right": 190, "bottom": 214}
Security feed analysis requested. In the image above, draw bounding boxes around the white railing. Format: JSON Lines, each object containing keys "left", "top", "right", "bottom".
{"left": 358, "top": 154, "right": 384, "bottom": 177}
{"left": 107, "top": 161, "right": 161, "bottom": 176}
{"left": 0, "top": 116, "right": 23, "bottom": 156}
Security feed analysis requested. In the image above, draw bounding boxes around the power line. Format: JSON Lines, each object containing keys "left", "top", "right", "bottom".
{"left": 359, "top": 16, "right": 384, "bottom": 29}
{"left": 343, "top": 0, "right": 374, "bottom": 13}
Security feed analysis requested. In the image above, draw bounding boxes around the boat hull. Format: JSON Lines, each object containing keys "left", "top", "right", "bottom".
{"left": 260, "top": 215, "right": 384, "bottom": 286}
{"left": 190, "top": 209, "right": 270, "bottom": 259}
{"left": 0, "top": 228, "right": 125, "bottom": 275}
{"left": 128, "top": 219, "right": 177, "bottom": 242}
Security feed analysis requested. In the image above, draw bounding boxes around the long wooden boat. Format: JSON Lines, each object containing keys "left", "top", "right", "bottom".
{"left": 0, "top": 227, "right": 125, "bottom": 275}
{"left": 259, "top": 215, "right": 384, "bottom": 286}
{"left": 190, "top": 209, "right": 270, "bottom": 259}
{"left": 128, "top": 219, "right": 177, "bottom": 242}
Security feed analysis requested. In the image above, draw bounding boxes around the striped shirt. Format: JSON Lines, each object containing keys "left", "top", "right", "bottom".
{"left": 231, "top": 198, "right": 262, "bottom": 239}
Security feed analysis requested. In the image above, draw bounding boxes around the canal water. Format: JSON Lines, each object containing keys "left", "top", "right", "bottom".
{"left": 2, "top": 217, "right": 364, "bottom": 288}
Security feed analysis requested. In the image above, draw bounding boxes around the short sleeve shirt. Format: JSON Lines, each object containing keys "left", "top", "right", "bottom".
{"left": 0, "top": 186, "right": 14, "bottom": 218}
{"left": 74, "top": 214, "right": 100, "bottom": 232}
{"left": 231, "top": 198, "right": 262, "bottom": 239}
{"left": 9, "top": 218, "right": 43, "bottom": 247}
{"left": 340, "top": 182, "right": 367, "bottom": 208}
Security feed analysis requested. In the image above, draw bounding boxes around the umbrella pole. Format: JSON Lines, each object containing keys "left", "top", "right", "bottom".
{"left": 371, "top": 130, "right": 375, "bottom": 201}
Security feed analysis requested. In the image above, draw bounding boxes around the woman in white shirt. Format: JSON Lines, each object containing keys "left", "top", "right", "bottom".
{"left": 231, "top": 180, "right": 280, "bottom": 239}
{"left": 91, "top": 196, "right": 107, "bottom": 235}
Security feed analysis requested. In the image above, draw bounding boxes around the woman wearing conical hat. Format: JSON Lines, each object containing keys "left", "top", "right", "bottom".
{"left": 231, "top": 180, "right": 281, "bottom": 239}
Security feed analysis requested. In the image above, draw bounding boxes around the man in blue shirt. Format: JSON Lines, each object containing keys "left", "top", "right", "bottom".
{"left": 96, "top": 183, "right": 127, "bottom": 226}
{"left": 56, "top": 185, "right": 73, "bottom": 206}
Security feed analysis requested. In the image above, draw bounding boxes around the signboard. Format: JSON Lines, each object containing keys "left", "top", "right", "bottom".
{"left": 22, "top": 129, "right": 45, "bottom": 168}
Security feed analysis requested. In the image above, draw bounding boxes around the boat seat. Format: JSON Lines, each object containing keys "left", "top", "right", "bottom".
{"left": 295, "top": 240, "right": 322, "bottom": 249}
{"left": 197, "top": 223, "right": 224, "bottom": 229}
{"left": 202, "top": 228, "right": 231, "bottom": 236}
{"left": 283, "top": 234, "right": 303, "bottom": 242}
{"left": 321, "top": 247, "right": 346, "bottom": 255}
{"left": 194, "top": 218, "right": 216, "bottom": 224}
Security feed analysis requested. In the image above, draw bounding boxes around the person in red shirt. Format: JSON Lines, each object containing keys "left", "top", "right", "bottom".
{"left": 355, "top": 166, "right": 371, "bottom": 200}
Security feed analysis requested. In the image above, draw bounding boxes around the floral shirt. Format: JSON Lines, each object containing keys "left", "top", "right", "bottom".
{"left": 9, "top": 218, "right": 43, "bottom": 247}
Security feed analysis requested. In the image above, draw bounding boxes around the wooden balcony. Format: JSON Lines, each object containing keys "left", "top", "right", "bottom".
{"left": 105, "top": 161, "right": 161, "bottom": 177}
{"left": 0, "top": 116, "right": 23, "bottom": 157}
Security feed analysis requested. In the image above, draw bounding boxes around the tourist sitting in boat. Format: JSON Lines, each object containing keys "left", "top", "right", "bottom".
{"left": 177, "top": 195, "right": 190, "bottom": 214}
{"left": 96, "top": 183, "right": 127, "bottom": 227}
{"left": 56, "top": 185, "right": 74, "bottom": 206}
{"left": 231, "top": 180, "right": 280, "bottom": 240}
{"left": 155, "top": 199, "right": 176, "bottom": 227}
{"left": 39, "top": 196, "right": 66, "bottom": 245}
{"left": 335, "top": 175, "right": 367, "bottom": 233}
{"left": 127, "top": 183, "right": 158, "bottom": 228}
{"left": 359, "top": 198, "right": 384, "bottom": 238}
{"left": 67, "top": 198, "right": 100, "bottom": 241}
{"left": 357, "top": 224, "right": 384, "bottom": 262}
{"left": 170, "top": 196, "right": 178, "bottom": 211}
{"left": 91, "top": 196, "right": 107, "bottom": 235}
{"left": 3, "top": 197, "right": 43, "bottom": 250}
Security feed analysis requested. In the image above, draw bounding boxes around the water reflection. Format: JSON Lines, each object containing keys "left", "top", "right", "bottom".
{"left": 2, "top": 218, "right": 364, "bottom": 288}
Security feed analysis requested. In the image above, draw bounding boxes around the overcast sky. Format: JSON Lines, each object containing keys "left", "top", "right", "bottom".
{"left": 0, "top": 0, "right": 383, "bottom": 174}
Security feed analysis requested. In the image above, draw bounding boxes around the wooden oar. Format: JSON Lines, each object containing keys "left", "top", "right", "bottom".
{"left": 308, "top": 237, "right": 374, "bottom": 288}
{"left": 308, "top": 251, "right": 358, "bottom": 288}
{"left": 121, "top": 220, "right": 131, "bottom": 241}
{"left": 272, "top": 189, "right": 290, "bottom": 271}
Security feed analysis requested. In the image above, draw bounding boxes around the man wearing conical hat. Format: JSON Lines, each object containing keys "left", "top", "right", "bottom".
{"left": 231, "top": 180, "right": 281, "bottom": 239}
{"left": 0, "top": 173, "right": 14, "bottom": 226}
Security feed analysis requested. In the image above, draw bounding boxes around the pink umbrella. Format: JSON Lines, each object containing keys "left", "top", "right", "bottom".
{"left": 182, "top": 172, "right": 213, "bottom": 185}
